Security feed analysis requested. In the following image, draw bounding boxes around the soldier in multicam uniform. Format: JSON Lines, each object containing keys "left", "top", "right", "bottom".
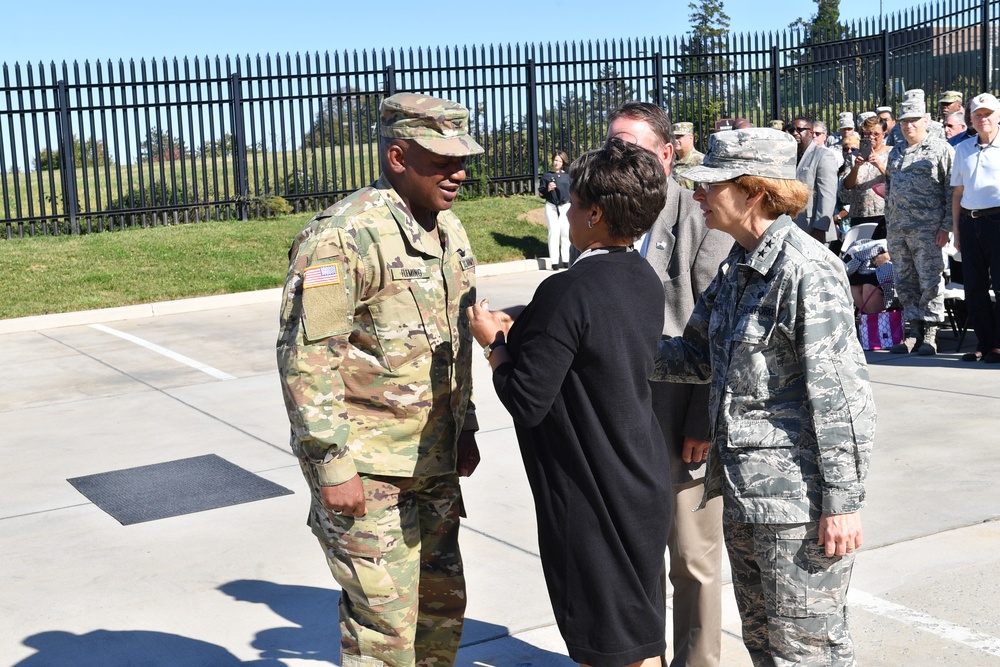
{"left": 672, "top": 121, "right": 705, "bottom": 190}
{"left": 652, "top": 128, "right": 877, "bottom": 666}
{"left": 884, "top": 94, "right": 955, "bottom": 355}
{"left": 276, "top": 92, "right": 484, "bottom": 667}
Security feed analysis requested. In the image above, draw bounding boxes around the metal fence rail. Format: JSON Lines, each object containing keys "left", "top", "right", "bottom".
{"left": 2, "top": 0, "right": 997, "bottom": 238}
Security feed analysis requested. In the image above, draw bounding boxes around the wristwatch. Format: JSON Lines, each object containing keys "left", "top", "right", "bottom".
{"left": 483, "top": 337, "right": 506, "bottom": 360}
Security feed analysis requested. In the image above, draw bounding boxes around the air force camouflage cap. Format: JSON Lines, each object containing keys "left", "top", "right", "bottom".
{"left": 380, "top": 92, "right": 485, "bottom": 157}
{"left": 899, "top": 98, "right": 926, "bottom": 120}
{"left": 681, "top": 128, "right": 797, "bottom": 183}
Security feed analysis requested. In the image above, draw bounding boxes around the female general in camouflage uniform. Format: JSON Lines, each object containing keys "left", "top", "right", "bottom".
{"left": 653, "top": 128, "right": 877, "bottom": 667}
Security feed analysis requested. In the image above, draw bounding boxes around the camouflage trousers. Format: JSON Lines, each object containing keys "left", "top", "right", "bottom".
{"left": 724, "top": 521, "right": 856, "bottom": 667}
{"left": 886, "top": 228, "right": 945, "bottom": 323}
{"left": 301, "top": 464, "right": 466, "bottom": 667}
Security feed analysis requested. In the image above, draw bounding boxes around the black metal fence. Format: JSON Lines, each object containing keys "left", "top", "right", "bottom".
{"left": 2, "top": 0, "right": 997, "bottom": 238}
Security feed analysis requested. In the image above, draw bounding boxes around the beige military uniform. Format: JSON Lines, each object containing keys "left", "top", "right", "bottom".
{"left": 277, "top": 175, "right": 477, "bottom": 666}
{"left": 674, "top": 148, "right": 705, "bottom": 190}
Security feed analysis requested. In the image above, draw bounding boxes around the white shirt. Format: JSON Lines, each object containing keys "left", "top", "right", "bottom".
{"left": 951, "top": 133, "right": 1000, "bottom": 211}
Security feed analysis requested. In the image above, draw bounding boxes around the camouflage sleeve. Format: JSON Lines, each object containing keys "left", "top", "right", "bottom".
{"left": 795, "top": 261, "right": 876, "bottom": 515}
{"left": 276, "top": 224, "right": 360, "bottom": 486}
{"left": 652, "top": 269, "right": 720, "bottom": 384}
{"left": 938, "top": 145, "right": 956, "bottom": 231}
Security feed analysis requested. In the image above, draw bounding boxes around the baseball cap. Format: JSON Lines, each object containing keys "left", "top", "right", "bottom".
{"left": 379, "top": 92, "right": 484, "bottom": 157}
{"left": 970, "top": 93, "right": 1000, "bottom": 114}
{"left": 681, "top": 128, "right": 798, "bottom": 182}
{"left": 672, "top": 122, "right": 694, "bottom": 135}
{"left": 838, "top": 112, "right": 855, "bottom": 129}
{"left": 939, "top": 90, "right": 963, "bottom": 104}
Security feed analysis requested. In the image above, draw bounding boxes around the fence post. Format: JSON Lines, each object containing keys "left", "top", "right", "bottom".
{"left": 653, "top": 51, "right": 664, "bottom": 107}
{"left": 384, "top": 66, "right": 396, "bottom": 96}
{"left": 55, "top": 79, "right": 79, "bottom": 235}
{"left": 982, "top": 0, "right": 992, "bottom": 92}
{"left": 526, "top": 59, "right": 539, "bottom": 195}
{"left": 770, "top": 46, "right": 781, "bottom": 125}
{"left": 229, "top": 73, "right": 249, "bottom": 221}
{"left": 881, "top": 29, "right": 890, "bottom": 105}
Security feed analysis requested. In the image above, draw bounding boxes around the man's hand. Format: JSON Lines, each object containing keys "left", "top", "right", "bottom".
{"left": 681, "top": 436, "right": 711, "bottom": 464}
{"left": 320, "top": 475, "right": 366, "bottom": 518}
{"left": 935, "top": 229, "right": 950, "bottom": 248}
{"left": 457, "top": 431, "right": 481, "bottom": 477}
{"left": 818, "top": 511, "right": 863, "bottom": 557}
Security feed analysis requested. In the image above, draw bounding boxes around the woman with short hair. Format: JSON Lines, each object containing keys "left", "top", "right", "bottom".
{"left": 654, "top": 128, "right": 877, "bottom": 667}
{"left": 842, "top": 115, "right": 892, "bottom": 239}
{"left": 468, "top": 138, "right": 671, "bottom": 667}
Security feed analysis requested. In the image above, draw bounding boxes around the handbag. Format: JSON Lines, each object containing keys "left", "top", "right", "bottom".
{"left": 857, "top": 283, "right": 904, "bottom": 350}
{"left": 858, "top": 309, "right": 904, "bottom": 350}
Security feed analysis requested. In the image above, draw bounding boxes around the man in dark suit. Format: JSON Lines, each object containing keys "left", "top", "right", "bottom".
{"left": 789, "top": 117, "right": 839, "bottom": 245}
{"left": 608, "top": 102, "right": 733, "bottom": 667}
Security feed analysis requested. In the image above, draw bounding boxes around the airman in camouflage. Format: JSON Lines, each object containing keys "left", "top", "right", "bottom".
{"left": 884, "top": 94, "right": 955, "bottom": 355}
{"left": 276, "top": 92, "right": 484, "bottom": 667}
{"left": 672, "top": 121, "right": 705, "bottom": 190}
{"left": 653, "top": 128, "right": 877, "bottom": 666}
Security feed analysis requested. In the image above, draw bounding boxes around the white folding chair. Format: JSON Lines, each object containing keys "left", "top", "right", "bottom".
{"left": 840, "top": 222, "right": 878, "bottom": 254}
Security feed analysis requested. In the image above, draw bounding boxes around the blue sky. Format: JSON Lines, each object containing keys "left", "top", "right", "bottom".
{"left": 3, "top": 0, "right": 915, "bottom": 66}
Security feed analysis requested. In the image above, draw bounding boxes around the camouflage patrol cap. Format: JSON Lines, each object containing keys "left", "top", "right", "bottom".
{"left": 681, "top": 128, "right": 797, "bottom": 183}
{"left": 769, "top": 119, "right": 785, "bottom": 130}
{"left": 939, "top": 90, "right": 963, "bottom": 104}
{"left": 379, "top": 92, "right": 484, "bottom": 156}
{"left": 673, "top": 121, "right": 694, "bottom": 135}
{"left": 838, "top": 112, "right": 855, "bottom": 129}
{"left": 858, "top": 111, "right": 876, "bottom": 123}
{"left": 899, "top": 98, "right": 927, "bottom": 120}
{"left": 904, "top": 88, "right": 925, "bottom": 102}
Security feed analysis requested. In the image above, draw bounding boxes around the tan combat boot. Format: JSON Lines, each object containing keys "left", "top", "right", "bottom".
{"left": 917, "top": 322, "right": 938, "bottom": 355}
{"left": 890, "top": 320, "right": 921, "bottom": 354}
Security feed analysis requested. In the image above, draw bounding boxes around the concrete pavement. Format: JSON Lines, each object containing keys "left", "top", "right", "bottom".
{"left": 2, "top": 263, "right": 1000, "bottom": 666}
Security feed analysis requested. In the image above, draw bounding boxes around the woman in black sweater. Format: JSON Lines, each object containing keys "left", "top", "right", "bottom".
{"left": 468, "top": 138, "right": 671, "bottom": 667}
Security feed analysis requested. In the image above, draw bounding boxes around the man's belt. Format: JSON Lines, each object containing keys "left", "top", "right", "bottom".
{"left": 964, "top": 206, "right": 1000, "bottom": 218}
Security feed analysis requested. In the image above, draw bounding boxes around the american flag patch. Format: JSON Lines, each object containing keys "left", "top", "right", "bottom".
{"left": 303, "top": 263, "right": 342, "bottom": 289}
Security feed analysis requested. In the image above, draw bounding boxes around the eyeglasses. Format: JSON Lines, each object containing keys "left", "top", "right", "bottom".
{"left": 944, "top": 123, "right": 961, "bottom": 129}
{"left": 899, "top": 118, "right": 922, "bottom": 125}
{"left": 700, "top": 180, "right": 735, "bottom": 193}
{"left": 790, "top": 126, "right": 812, "bottom": 134}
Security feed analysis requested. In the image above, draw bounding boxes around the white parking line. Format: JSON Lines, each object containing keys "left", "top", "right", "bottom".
{"left": 89, "top": 324, "right": 236, "bottom": 381}
{"left": 850, "top": 589, "right": 1000, "bottom": 657}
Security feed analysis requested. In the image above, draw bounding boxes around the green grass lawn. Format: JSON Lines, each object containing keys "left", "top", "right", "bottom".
{"left": 0, "top": 194, "right": 546, "bottom": 319}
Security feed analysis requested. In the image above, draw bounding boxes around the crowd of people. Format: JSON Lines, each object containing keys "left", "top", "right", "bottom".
{"left": 273, "top": 86, "right": 997, "bottom": 667}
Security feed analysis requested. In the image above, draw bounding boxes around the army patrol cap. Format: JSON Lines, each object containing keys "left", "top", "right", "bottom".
{"left": 682, "top": 128, "right": 797, "bottom": 183}
{"left": 899, "top": 98, "right": 927, "bottom": 120}
{"left": 838, "top": 112, "right": 855, "bottom": 129}
{"left": 379, "top": 92, "right": 485, "bottom": 157}
{"left": 939, "top": 90, "right": 963, "bottom": 104}
{"left": 970, "top": 93, "right": 1000, "bottom": 113}
{"left": 904, "top": 88, "right": 925, "bottom": 102}
{"left": 673, "top": 121, "right": 694, "bottom": 135}
{"left": 858, "top": 111, "right": 876, "bottom": 123}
